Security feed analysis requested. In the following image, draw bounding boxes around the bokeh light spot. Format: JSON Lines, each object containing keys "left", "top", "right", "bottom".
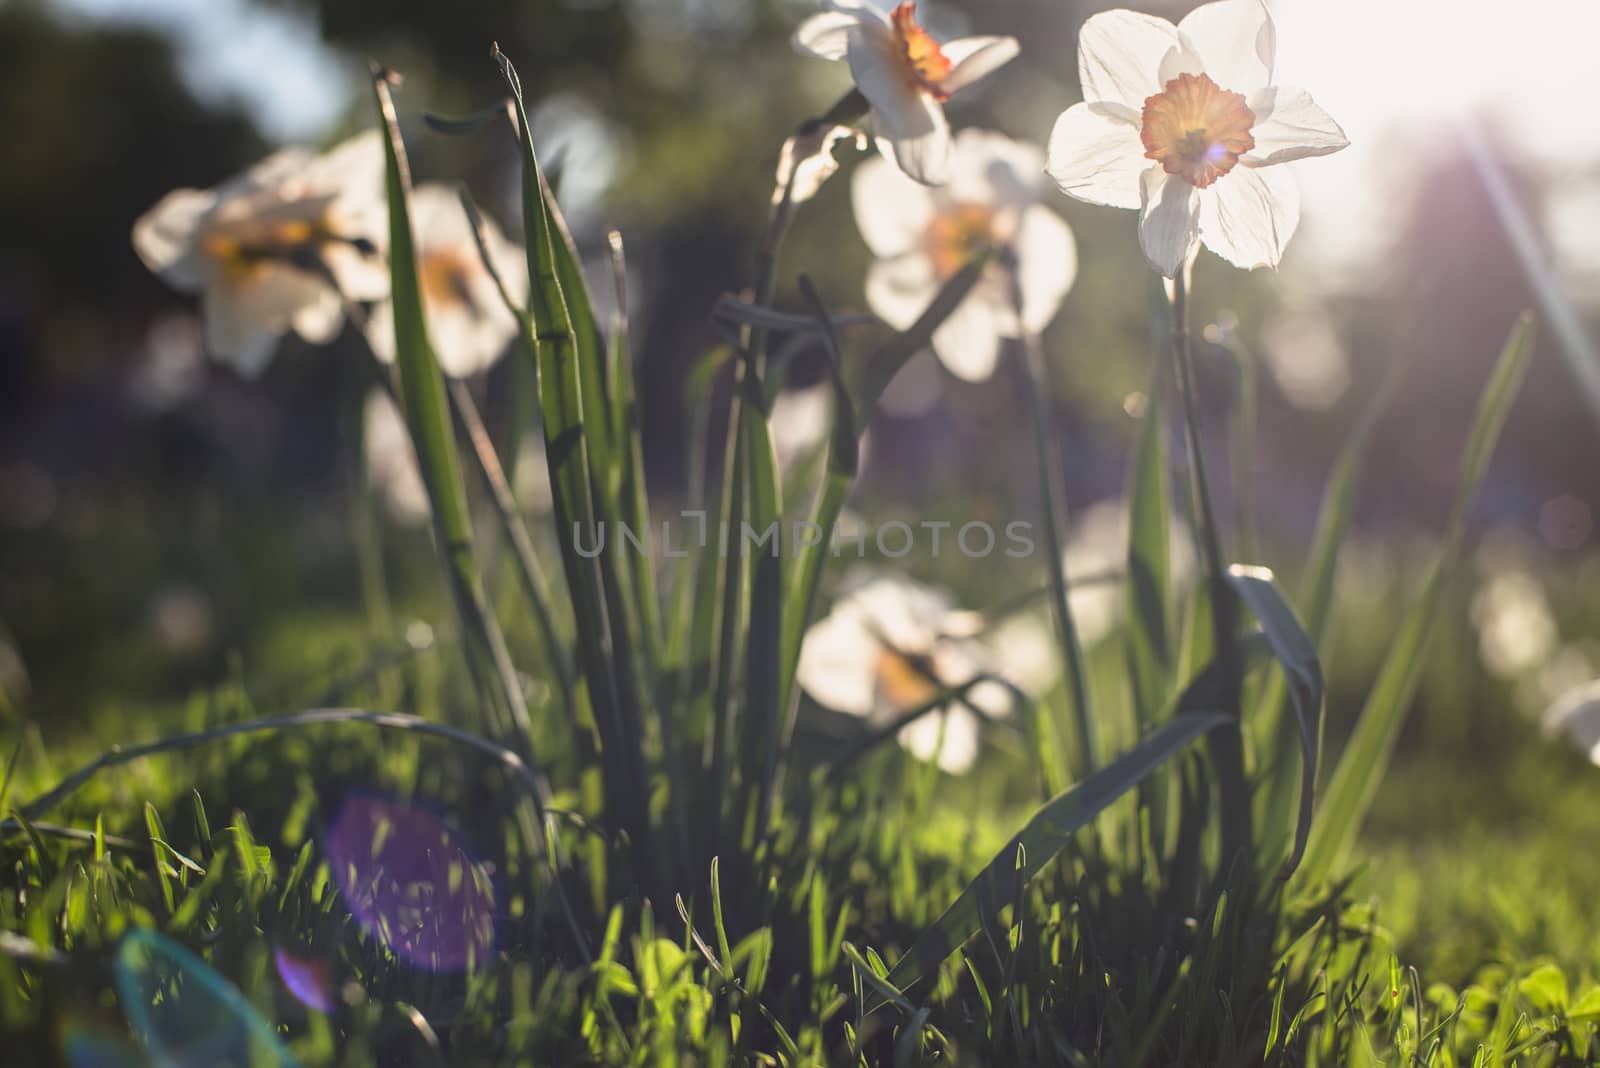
{"left": 114, "top": 927, "right": 301, "bottom": 1067}
{"left": 272, "top": 946, "right": 333, "bottom": 1014}
{"left": 326, "top": 796, "right": 496, "bottom": 973}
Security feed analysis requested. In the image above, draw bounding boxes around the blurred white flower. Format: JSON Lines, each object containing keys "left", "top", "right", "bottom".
{"left": 1471, "top": 569, "right": 1558, "bottom": 679}
{"left": 365, "top": 184, "right": 529, "bottom": 378}
{"left": 1062, "top": 500, "right": 1196, "bottom": 647}
{"left": 794, "top": 1, "right": 1019, "bottom": 185}
{"left": 363, "top": 388, "right": 431, "bottom": 526}
{"left": 796, "top": 569, "right": 1025, "bottom": 774}
{"left": 1542, "top": 678, "right": 1600, "bottom": 765}
{"left": 770, "top": 383, "right": 833, "bottom": 475}
{"left": 513, "top": 434, "right": 556, "bottom": 516}
{"left": 133, "top": 131, "right": 389, "bottom": 376}
{"left": 853, "top": 128, "right": 1077, "bottom": 381}
{"left": 1045, "top": 0, "right": 1348, "bottom": 277}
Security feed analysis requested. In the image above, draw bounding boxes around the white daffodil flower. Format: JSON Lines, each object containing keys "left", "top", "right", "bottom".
{"left": 365, "top": 184, "right": 529, "bottom": 379}
{"left": 793, "top": 1, "right": 1020, "bottom": 185}
{"left": 1044, "top": 0, "right": 1348, "bottom": 277}
{"left": 362, "top": 387, "right": 431, "bottom": 527}
{"left": 796, "top": 569, "right": 1029, "bottom": 774}
{"left": 853, "top": 127, "right": 1077, "bottom": 381}
{"left": 133, "top": 132, "right": 389, "bottom": 376}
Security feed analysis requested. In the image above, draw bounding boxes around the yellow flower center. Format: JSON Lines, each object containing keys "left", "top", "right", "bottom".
{"left": 875, "top": 648, "right": 941, "bottom": 710}
{"left": 199, "top": 212, "right": 338, "bottom": 281}
{"left": 419, "top": 249, "right": 479, "bottom": 313}
{"left": 1140, "top": 72, "right": 1256, "bottom": 189}
{"left": 926, "top": 202, "right": 996, "bottom": 279}
{"left": 891, "top": 2, "right": 953, "bottom": 102}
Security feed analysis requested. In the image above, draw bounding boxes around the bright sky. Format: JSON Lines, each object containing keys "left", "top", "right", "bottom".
{"left": 50, "top": 0, "right": 355, "bottom": 141}
{"left": 1271, "top": 0, "right": 1600, "bottom": 279}
{"left": 47, "top": 0, "right": 1600, "bottom": 287}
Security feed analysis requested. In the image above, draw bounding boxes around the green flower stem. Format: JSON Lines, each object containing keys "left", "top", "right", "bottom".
{"left": 1005, "top": 253, "right": 1096, "bottom": 778}
{"left": 1168, "top": 270, "right": 1251, "bottom": 866}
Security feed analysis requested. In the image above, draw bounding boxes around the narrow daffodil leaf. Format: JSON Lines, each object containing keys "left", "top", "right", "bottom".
{"left": 1224, "top": 565, "right": 1323, "bottom": 878}
{"left": 1252, "top": 359, "right": 1399, "bottom": 864}
{"left": 778, "top": 278, "right": 859, "bottom": 724}
{"left": 371, "top": 70, "right": 541, "bottom": 763}
{"left": 1124, "top": 368, "right": 1173, "bottom": 738}
{"left": 1297, "top": 312, "right": 1536, "bottom": 886}
{"left": 496, "top": 46, "right": 655, "bottom": 887}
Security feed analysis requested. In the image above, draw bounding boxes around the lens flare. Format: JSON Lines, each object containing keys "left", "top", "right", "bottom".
{"left": 325, "top": 796, "right": 496, "bottom": 972}
{"left": 114, "top": 927, "right": 301, "bottom": 1068}
{"left": 272, "top": 946, "right": 333, "bottom": 1014}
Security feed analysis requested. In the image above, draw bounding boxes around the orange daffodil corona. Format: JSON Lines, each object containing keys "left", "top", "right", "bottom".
{"left": 1046, "top": 0, "right": 1349, "bottom": 277}
{"left": 793, "top": 1, "right": 1020, "bottom": 185}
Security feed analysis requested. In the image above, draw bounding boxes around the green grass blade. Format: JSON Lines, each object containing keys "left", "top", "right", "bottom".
{"left": 1296, "top": 312, "right": 1536, "bottom": 887}
{"left": 778, "top": 278, "right": 861, "bottom": 732}
{"left": 736, "top": 353, "right": 786, "bottom": 837}
{"left": 1224, "top": 565, "right": 1323, "bottom": 877}
{"left": 875, "top": 694, "right": 1234, "bottom": 1007}
{"left": 445, "top": 379, "right": 578, "bottom": 718}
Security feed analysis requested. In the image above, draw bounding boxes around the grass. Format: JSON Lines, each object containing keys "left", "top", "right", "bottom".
{"left": 4, "top": 46, "right": 1599, "bottom": 1068}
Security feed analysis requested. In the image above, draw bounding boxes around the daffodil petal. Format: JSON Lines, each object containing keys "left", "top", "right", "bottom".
{"left": 305, "top": 130, "right": 385, "bottom": 197}
{"left": 364, "top": 300, "right": 398, "bottom": 364}
{"left": 932, "top": 292, "right": 1004, "bottom": 382}
{"left": 1178, "top": 0, "right": 1275, "bottom": 93}
{"left": 848, "top": 23, "right": 953, "bottom": 184}
{"left": 864, "top": 253, "right": 938, "bottom": 331}
{"left": 132, "top": 188, "right": 216, "bottom": 290}
{"left": 204, "top": 292, "right": 281, "bottom": 378}
{"left": 1198, "top": 164, "right": 1300, "bottom": 270}
{"left": 1046, "top": 101, "right": 1147, "bottom": 210}
{"left": 938, "top": 35, "right": 1020, "bottom": 96}
{"left": 1157, "top": 43, "right": 1206, "bottom": 86}
{"left": 1015, "top": 206, "right": 1077, "bottom": 333}
{"left": 852, "top": 154, "right": 935, "bottom": 258}
{"left": 292, "top": 288, "right": 344, "bottom": 345}
{"left": 794, "top": 10, "right": 859, "bottom": 60}
{"left": 203, "top": 265, "right": 330, "bottom": 370}
{"left": 797, "top": 608, "right": 881, "bottom": 717}
{"left": 1243, "top": 86, "right": 1350, "bottom": 166}
{"left": 1077, "top": 9, "right": 1183, "bottom": 111}
{"left": 825, "top": 0, "right": 888, "bottom": 25}
{"left": 1138, "top": 166, "right": 1202, "bottom": 278}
